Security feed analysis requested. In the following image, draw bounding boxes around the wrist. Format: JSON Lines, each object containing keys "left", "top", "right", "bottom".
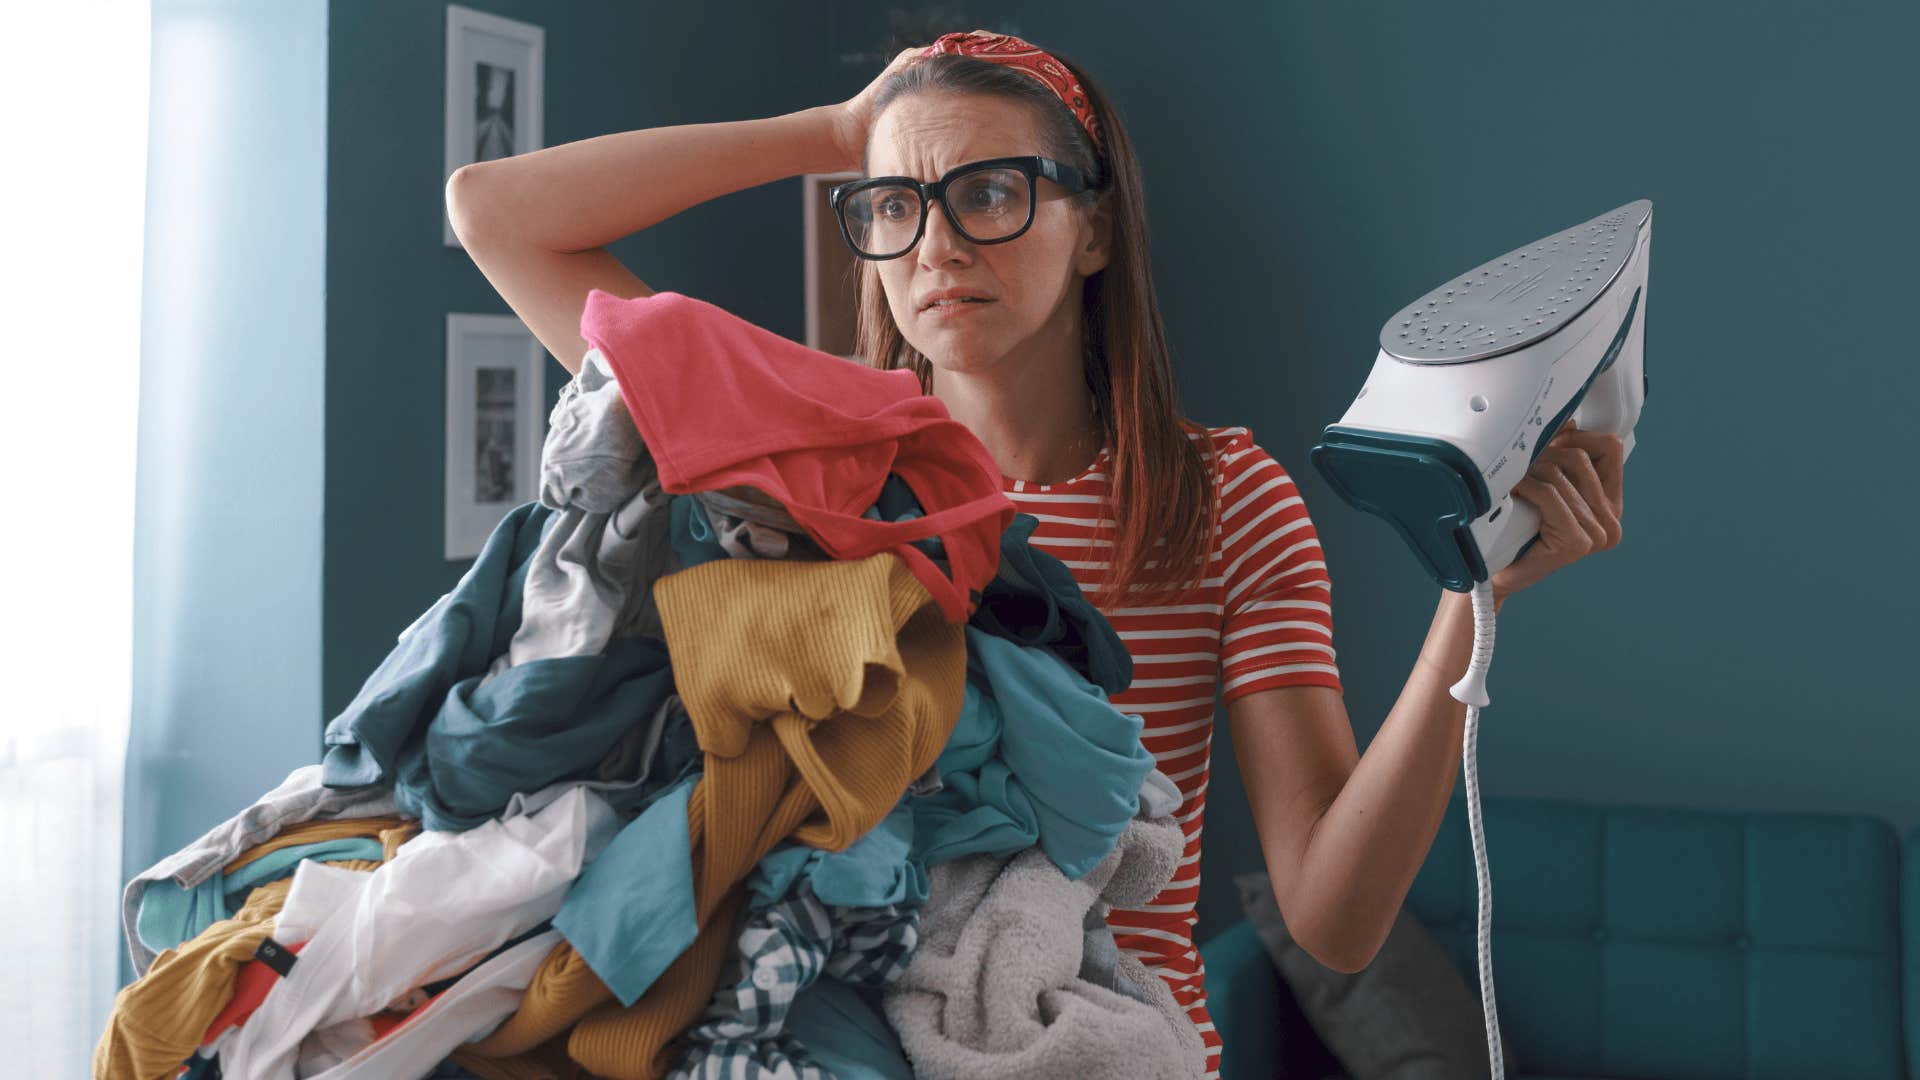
{"left": 1439, "top": 582, "right": 1509, "bottom": 613}
{"left": 814, "top": 105, "right": 858, "bottom": 172}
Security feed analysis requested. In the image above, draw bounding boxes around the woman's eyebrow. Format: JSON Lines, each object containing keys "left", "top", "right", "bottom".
{"left": 872, "top": 158, "right": 990, "bottom": 183}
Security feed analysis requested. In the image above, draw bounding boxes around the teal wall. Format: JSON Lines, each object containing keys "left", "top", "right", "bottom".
{"left": 124, "top": 0, "right": 329, "bottom": 983}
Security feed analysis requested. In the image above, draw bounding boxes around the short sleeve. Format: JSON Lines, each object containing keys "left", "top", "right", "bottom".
{"left": 1214, "top": 428, "right": 1344, "bottom": 705}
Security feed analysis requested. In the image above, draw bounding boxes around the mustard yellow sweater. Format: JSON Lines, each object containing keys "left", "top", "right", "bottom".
{"left": 459, "top": 550, "right": 966, "bottom": 1080}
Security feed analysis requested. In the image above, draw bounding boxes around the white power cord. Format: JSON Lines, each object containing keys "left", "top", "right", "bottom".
{"left": 1447, "top": 578, "right": 1504, "bottom": 1080}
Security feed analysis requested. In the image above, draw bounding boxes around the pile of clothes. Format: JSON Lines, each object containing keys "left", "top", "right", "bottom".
{"left": 97, "top": 290, "right": 1208, "bottom": 1080}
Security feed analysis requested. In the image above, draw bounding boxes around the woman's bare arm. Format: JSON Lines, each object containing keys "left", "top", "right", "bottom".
{"left": 1233, "top": 425, "right": 1624, "bottom": 972}
{"left": 1229, "top": 587, "right": 1504, "bottom": 974}
{"left": 445, "top": 103, "right": 857, "bottom": 376}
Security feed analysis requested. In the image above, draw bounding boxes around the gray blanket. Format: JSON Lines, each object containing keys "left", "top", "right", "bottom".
{"left": 883, "top": 812, "right": 1208, "bottom": 1079}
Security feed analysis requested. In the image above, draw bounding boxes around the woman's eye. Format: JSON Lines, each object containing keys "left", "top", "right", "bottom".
{"left": 968, "top": 185, "right": 1010, "bottom": 209}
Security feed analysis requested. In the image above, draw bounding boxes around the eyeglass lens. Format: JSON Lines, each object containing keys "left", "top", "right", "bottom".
{"left": 843, "top": 167, "right": 1032, "bottom": 258}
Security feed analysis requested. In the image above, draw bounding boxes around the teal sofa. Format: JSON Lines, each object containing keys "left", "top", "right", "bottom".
{"left": 1200, "top": 794, "right": 1914, "bottom": 1079}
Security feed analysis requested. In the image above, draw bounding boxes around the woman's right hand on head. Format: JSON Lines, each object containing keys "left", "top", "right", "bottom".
{"left": 832, "top": 46, "right": 926, "bottom": 172}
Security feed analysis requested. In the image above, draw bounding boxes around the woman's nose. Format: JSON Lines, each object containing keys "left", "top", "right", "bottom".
{"left": 916, "top": 197, "right": 973, "bottom": 264}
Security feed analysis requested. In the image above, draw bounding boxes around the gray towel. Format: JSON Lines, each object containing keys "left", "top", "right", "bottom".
{"left": 541, "top": 348, "right": 652, "bottom": 515}
{"left": 483, "top": 349, "right": 678, "bottom": 683}
{"left": 494, "top": 474, "right": 677, "bottom": 672}
{"left": 883, "top": 813, "right": 1207, "bottom": 1079}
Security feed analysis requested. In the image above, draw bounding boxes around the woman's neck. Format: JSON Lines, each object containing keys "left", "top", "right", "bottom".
{"left": 934, "top": 364, "right": 1102, "bottom": 485}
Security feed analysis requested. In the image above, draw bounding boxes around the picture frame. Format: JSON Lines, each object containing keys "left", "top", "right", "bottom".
{"left": 444, "top": 4, "right": 544, "bottom": 247}
{"left": 803, "top": 171, "right": 864, "bottom": 361}
{"left": 444, "top": 313, "right": 546, "bottom": 561}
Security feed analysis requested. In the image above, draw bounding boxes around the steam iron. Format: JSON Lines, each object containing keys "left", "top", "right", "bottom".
{"left": 1310, "top": 199, "right": 1649, "bottom": 591}
{"left": 1308, "top": 200, "right": 1652, "bottom": 1080}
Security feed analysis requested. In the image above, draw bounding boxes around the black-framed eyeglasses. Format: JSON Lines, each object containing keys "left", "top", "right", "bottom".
{"left": 829, "top": 155, "right": 1104, "bottom": 261}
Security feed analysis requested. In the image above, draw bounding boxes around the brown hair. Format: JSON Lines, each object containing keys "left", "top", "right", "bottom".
{"left": 853, "top": 46, "right": 1219, "bottom": 611}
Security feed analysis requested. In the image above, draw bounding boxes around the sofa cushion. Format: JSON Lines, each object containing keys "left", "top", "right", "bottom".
{"left": 1405, "top": 797, "right": 1905, "bottom": 1077}
{"left": 1198, "top": 918, "right": 1347, "bottom": 1080}
{"left": 1235, "top": 872, "right": 1516, "bottom": 1078}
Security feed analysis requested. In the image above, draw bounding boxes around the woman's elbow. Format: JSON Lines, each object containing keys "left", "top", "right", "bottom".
{"left": 1293, "top": 924, "right": 1379, "bottom": 975}
{"left": 1282, "top": 891, "right": 1384, "bottom": 975}
{"left": 1309, "top": 936, "right": 1382, "bottom": 976}
{"left": 446, "top": 162, "right": 502, "bottom": 244}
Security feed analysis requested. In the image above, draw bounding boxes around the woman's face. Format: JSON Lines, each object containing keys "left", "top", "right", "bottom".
{"left": 865, "top": 93, "right": 1109, "bottom": 379}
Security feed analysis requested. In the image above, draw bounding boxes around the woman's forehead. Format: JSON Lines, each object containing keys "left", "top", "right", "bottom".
{"left": 868, "top": 96, "right": 1038, "bottom": 179}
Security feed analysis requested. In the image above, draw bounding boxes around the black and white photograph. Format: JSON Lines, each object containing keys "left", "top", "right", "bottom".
{"left": 803, "top": 169, "right": 864, "bottom": 361}
{"left": 473, "top": 62, "right": 516, "bottom": 163}
{"left": 443, "top": 4, "right": 542, "bottom": 246}
{"left": 471, "top": 366, "right": 517, "bottom": 503}
{"left": 443, "top": 312, "right": 544, "bottom": 560}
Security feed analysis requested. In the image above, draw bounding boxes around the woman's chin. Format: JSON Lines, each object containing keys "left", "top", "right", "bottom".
{"left": 918, "top": 345, "right": 1001, "bottom": 377}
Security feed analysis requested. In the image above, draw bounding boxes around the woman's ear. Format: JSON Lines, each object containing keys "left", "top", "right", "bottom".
{"left": 1076, "top": 197, "right": 1114, "bottom": 277}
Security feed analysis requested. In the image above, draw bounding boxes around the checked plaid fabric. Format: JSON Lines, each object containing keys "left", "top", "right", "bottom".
{"left": 670, "top": 886, "right": 920, "bottom": 1079}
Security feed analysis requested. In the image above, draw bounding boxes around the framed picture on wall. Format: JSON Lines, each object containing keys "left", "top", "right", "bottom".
{"left": 804, "top": 171, "right": 864, "bottom": 361}
{"left": 444, "top": 4, "right": 544, "bottom": 247}
{"left": 445, "top": 313, "right": 546, "bottom": 560}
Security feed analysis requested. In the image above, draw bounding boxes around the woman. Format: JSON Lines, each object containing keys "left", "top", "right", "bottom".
{"left": 448, "top": 30, "right": 1626, "bottom": 1078}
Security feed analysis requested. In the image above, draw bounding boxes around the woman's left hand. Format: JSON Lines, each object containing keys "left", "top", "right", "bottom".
{"left": 1488, "top": 417, "right": 1626, "bottom": 599}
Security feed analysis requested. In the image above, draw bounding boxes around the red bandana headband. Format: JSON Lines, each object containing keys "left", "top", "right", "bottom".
{"left": 919, "top": 30, "right": 1104, "bottom": 153}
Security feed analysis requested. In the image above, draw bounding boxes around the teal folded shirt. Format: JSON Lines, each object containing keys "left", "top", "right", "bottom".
{"left": 784, "top": 975, "right": 916, "bottom": 1080}
{"left": 748, "top": 799, "right": 926, "bottom": 911}
{"left": 556, "top": 781, "right": 931, "bottom": 1009}
{"left": 320, "top": 502, "right": 684, "bottom": 832}
{"left": 911, "top": 627, "right": 1153, "bottom": 880}
{"left": 551, "top": 771, "right": 702, "bottom": 1007}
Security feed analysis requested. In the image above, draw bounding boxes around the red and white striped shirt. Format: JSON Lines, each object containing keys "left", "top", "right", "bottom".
{"left": 1001, "top": 424, "right": 1344, "bottom": 1079}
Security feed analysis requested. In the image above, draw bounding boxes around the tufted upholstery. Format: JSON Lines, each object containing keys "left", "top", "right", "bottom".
{"left": 1202, "top": 793, "right": 1916, "bottom": 1079}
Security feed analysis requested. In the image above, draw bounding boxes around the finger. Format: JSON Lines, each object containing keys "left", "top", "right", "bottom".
{"left": 1514, "top": 473, "right": 1587, "bottom": 558}
{"left": 1550, "top": 427, "right": 1625, "bottom": 514}
{"left": 1543, "top": 446, "right": 1620, "bottom": 548}
{"left": 1542, "top": 464, "right": 1608, "bottom": 552}
{"left": 1563, "top": 449, "right": 1622, "bottom": 548}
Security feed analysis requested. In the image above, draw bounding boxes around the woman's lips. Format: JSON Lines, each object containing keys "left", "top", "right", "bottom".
{"left": 925, "top": 299, "right": 994, "bottom": 318}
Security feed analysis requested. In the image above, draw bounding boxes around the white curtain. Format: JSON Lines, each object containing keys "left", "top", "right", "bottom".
{"left": 0, "top": 1, "right": 149, "bottom": 1073}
